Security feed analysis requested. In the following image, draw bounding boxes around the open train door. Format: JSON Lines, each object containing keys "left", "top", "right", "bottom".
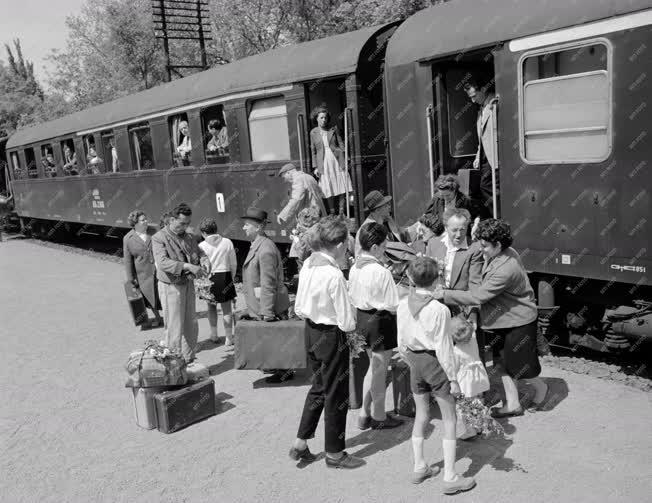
{"left": 428, "top": 55, "right": 497, "bottom": 215}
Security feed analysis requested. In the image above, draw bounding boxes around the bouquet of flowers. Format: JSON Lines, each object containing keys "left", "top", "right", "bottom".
{"left": 125, "top": 340, "right": 188, "bottom": 387}
{"left": 455, "top": 397, "right": 505, "bottom": 437}
{"left": 346, "top": 331, "right": 367, "bottom": 359}
{"left": 195, "top": 276, "right": 216, "bottom": 304}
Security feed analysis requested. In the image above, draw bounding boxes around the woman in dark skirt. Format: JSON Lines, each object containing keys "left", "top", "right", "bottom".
{"left": 348, "top": 222, "right": 403, "bottom": 429}
{"left": 434, "top": 219, "right": 548, "bottom": 417}
{"left": 198, "top": 217, "right": 237, "bottom": 345}
{"left": 123, "top": 210, "right": 163, "bottom": 329}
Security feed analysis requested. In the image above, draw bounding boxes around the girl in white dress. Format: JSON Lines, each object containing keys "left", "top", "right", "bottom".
{"left": 310, "top": 106, "right": 353, "bottom": 215}
{"left": 451, "top": 316, "right": 490, "bottom": 439}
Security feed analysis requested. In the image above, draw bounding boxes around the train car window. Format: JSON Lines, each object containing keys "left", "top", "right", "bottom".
{"left": 248, "top": 96, "right": 291, "bottom": 162}
{"left": 101, "top": 132, "right": 119, "bottom": 173}
{"left": 202, "top": 105, "right": 229, "bottom": 165}
{"left": 520, "top": 42, "right": 610, "bottom": 163}
{"left": 41, "top": 144, "right": 57, "bottom": 178}
{"left": 24, "top": 147, "right": 37, "bottom": 179}
{"left": 61, "top": 139, "right": 80, "bottom": 176}
{"left": 169, "top": 114, "right": 192, "bottom": 167}
{"left": 11, "top": 151, "right": 26, "bottom": 179}
{"left": 83, "top": 135, "right": 104, "bottom": 174}
{"left": 128, "top": 123, "right": 154, "bottom": 170}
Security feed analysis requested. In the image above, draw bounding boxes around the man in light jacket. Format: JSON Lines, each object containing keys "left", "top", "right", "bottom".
{"left": 152, "top": 203, "right": 206, "bottom": 363}
{"left": 277, "top": 163, "right": 326, "bottom": 225}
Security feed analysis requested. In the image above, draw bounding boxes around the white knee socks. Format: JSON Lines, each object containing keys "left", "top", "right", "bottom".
{"left": 442, "top": 438, "right": 458, "bottom": 481}
{"left": 411, "top": 436, "right": 426, "bottom": 471}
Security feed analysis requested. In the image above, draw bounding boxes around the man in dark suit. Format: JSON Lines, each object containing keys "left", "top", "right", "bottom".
{"left": 426, "top": 207, "right": 485, "bottom": 360}
{"left": 241, "top": 207, "right": 293, "bottom": 383}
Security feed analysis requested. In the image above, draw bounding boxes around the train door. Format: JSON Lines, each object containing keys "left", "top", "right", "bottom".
{"left": 429, "top": 54, "right": 497, "bottom": 215}
{"left": 305, "top": 78, "right": 356, "bottom": 219}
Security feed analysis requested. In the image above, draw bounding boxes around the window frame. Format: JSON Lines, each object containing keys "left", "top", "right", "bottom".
{"left": 128, "top": 122, "right": 155, "bottom": 171}
{"left": 10, "top": 150, "right": 25, "bottom": 180}
{"left": 40, "top": 143, "right": 57, "bottom": 178}
{"left": 24, "top": 147, "right": 37, "bottom": 179}
{"left": 517, "top": 37, "right": 613, "bottom": 165}
{"left": 200, "top": 104, "right": 230, "bottom": 166}
{"left": 60, "top": 137, "right": 80, "bottom": 176}
{"left": 247, "top": 95, "right": 291, "bottom": 162}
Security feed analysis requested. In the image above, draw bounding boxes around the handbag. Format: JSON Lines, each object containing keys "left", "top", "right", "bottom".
{"left": 384, "top": 241, "right": 418, "bottom": 287}
{"left": 124, "top": 280, "right": 148, "bottom": 326}
{"left": 125, "top": 340, "right": 188, "bottom": 388}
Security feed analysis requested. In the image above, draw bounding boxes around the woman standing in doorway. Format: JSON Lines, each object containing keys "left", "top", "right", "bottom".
{"left": 309, "top": 106, "right": 353, "bottom": 215}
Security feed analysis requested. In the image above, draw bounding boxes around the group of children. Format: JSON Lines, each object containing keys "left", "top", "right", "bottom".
{"left": 290, "top": 216, "right": 490, "bottom": 496}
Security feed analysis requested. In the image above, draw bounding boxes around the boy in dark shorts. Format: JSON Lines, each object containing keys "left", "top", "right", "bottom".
{"left": 397, "top": 257, "right": 476, "bottom": 494}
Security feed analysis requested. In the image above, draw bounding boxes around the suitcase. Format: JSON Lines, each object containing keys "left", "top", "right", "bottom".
{"left": 124, "top": 281, "right": 148, "bottom": 326}
{"left": 131, "top": 386, "right": 167, "bottom": 429}
{"left": 234, "top": 320, "right": 307, "bottom": 370}
{"left": 390, "top": 356, "right": 416, "bottom": 417}
{"left": 348, "top": 351, "right": 370, "bottom": 410}
{"left": 154, "top": 379, "right": 216, "bottom": 433}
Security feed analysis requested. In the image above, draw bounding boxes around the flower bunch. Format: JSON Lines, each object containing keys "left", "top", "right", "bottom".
{"left": 346, "top": 331, "right": 367, "bottom": 359}
{"left": 195, "top": 276, "right": 217, "bottom": 304}
{"left": 456, "top": 397, "right": 504, "bottom": 437}
{"left": 143, "top": 340, "right": 181, "bottom": 361}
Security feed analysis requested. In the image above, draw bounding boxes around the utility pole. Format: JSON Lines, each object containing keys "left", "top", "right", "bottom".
{"left": 152, "top": 0, "right": 212, "bottom": 81}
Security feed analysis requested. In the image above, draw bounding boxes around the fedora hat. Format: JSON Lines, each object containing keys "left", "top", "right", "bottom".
{"left": 241, "top": 207, "right": 269, "bottom": 223}
{"left": 278, "top": 163, "right": 298, "bottom": 177}
{"left": 363, "top": 190, "right": 392, "bottom": 212}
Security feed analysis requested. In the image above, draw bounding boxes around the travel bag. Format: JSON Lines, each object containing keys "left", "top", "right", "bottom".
{"left": 124, "top": 280, "right": 148, "bottom": 326}
{"left": 234, "top": 320, "right": 307, "bottom": 370}
{"left": 154, "top": 379, "right": 216, "bottom": 433}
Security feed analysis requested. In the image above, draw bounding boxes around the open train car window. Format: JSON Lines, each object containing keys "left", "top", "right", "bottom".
{"left": 84, "top": 134, "right": 104, "bottom": 174}
{"left": 41, "top": 144, "right": 57, "bottom": 178}
{"left": 61, "top": 139, "right": 79, "bottom": 176}
{"left": 169, "top": 114, "right": 192, "bottom": 167}
{"left": 129, "top": 123, "right": 154, "bottom": 170}
{"left": 101, "top": 132, "right": 119, "bottom": 173}
{"left": 24, "top": 147, "right": 37, "bottom": 179}
{"left": 11, "top": 151, "right": 25, "bottom": 179}
{"left": 248, "top": 96, "right": 291, "bottom": 162}
{"left": 519, "top": 40, "right": 611, "bottom": 164}
{"left": 202, "top": 105, "right": 229, "bottom": 165}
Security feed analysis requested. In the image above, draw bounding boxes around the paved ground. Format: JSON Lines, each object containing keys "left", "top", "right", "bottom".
{"left": 1, "top": 238, "right": 651, "bottom": 503}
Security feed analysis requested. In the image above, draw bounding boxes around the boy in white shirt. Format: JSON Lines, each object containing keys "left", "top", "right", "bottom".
{"left": 397, "top": 257, "right": 476, "bottom": 494}
{"left": 349, "top": 222, "right": 402, "bottom": 430}
{"left": 290, "top": 216, "right": 364, "bottom": 470}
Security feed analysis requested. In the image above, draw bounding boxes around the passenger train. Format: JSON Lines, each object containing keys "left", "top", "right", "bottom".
{"left": 5, "top": 0, "right": 652, "bottom": 353}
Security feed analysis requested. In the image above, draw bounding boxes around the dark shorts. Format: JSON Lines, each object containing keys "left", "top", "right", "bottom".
{"left": 402, "top": 349, "right": 451, "bottom": 397}
{"left": 208, "top": 271, "right": 237, "bottom": 304}
{"left": 356, "top": 309, "right": 398, "bottom": 351}
{"left": 488, "top": 320, "right": 541, "bottom": 379}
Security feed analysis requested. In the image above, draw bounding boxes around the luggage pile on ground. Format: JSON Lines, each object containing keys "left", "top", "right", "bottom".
{"left": 126, "top": 340, "right": 215, "bottom": 433}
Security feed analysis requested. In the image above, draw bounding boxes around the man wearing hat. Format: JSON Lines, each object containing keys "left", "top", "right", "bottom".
{"left": 277, "top": 163, "right": 326, "bottom": 225}
{"left": 354, "top": 190, "right": 405, "bottom": 257}
{"left": 241, "top": 207, "right": 294, "bottom": 382}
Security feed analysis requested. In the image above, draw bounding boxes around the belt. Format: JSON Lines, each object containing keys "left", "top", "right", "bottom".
{"left": 306, "top": 319, "right": 338, "bottom": 330}
{"left": 406, "top": 348, "right": 437, "bottom": 355}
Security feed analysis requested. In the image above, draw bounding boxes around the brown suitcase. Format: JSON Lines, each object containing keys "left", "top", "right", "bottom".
{"left": 234, "top": 320, "right": 307, "bottom": 370}
{"left": 154, "top": 379, "right": 216, "bottom": 433}
{"left": 124, "top": 281, "right": 148, "bottom": 326}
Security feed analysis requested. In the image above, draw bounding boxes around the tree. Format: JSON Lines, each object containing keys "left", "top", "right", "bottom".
{"left": 46, "top": 0, "right": 167, "bottom": 111}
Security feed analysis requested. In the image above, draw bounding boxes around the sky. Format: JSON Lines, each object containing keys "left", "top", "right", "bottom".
{"left": 0, "top": 0, "right": 87, "bottom": 83}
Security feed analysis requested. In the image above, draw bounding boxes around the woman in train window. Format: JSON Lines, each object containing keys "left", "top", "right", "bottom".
{"left": 433, "top": 219, "right": 549, "bottom": 417}
{"left": 176, "top": 121, "right": 192, "bottom": 165}
{"left": 123, "top": 210, "right": 163, "bottom": 329}
{"left": 62, "top": 144, "right": 79, "bottom": 176}
{"left": 309, "top": 105, "right": 353, "bottom": 215}
{"left": 206, "top": 118, "right": 229, "bottom": 155}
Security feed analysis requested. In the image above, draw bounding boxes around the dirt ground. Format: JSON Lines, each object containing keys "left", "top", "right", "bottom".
{"left": 1, "top": 238, "right": 651, "bottom": 503}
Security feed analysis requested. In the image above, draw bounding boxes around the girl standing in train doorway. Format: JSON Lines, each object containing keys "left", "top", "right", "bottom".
{"left": 309, "top": 105, "right": 353, "bottom": 216}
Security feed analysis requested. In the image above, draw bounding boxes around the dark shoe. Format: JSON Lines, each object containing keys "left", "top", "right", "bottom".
{"left": 370, "top": 415, "right": 404, "bottom": 429}
{"left": 265, "top": 370, "right": 295, "bottom": 383}
{"left": 442, "top": 475, "right": 476, "bottom": 495}
{"left": 325, "top": 452, "right": 365, "bottom": 469}
{"left": 357, "top": 416, "right": 371, "bottom": 430}
{"left": 288, "top": 446, "right": 316, "bottom": 462}
{"left": 490, "top": 406, "right": 524, "bottom": 418}
{"left": 411, "top": 465, "right": 439, "bottom": 484}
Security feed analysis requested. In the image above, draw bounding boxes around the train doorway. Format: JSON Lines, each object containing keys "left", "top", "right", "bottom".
{"left": 429, "top": 53, "right": 497, "bottom": 216}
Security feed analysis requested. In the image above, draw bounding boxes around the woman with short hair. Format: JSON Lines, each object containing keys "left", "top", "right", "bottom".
{"left": 123, "top": 210, "right": 163, "bottom": 329}
{"left": 433, "top": 219, "right": 548, "bottom": 417}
